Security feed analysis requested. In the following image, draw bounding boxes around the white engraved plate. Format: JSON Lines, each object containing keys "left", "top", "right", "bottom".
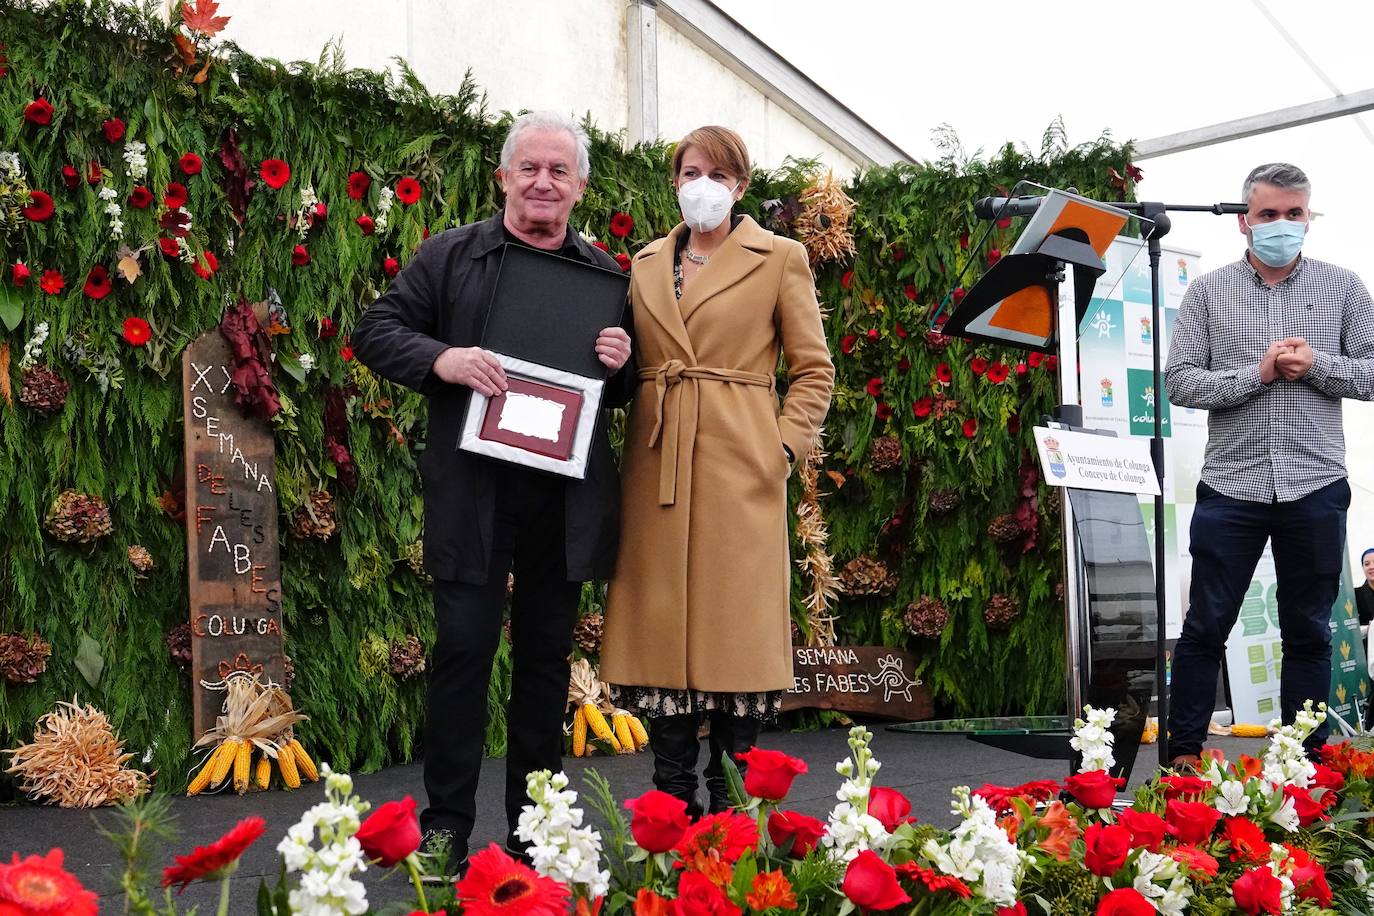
{"left": 497, "top": 392, "right": 566, "bottom": 443}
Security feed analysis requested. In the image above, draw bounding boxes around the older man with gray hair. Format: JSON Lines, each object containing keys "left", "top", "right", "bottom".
{"left": 1165, "top": 162, "right": 1374, "bottom": 768}
{"left": 352, "top": 112, "right": 631, "bottom": 871}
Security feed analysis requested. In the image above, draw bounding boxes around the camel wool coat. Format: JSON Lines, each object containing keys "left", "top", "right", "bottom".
{"left": 599, "top": 216, "right": 834, "bottom": 694}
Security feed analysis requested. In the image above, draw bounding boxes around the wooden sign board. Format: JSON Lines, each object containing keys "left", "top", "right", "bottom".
{"left": 781, "top": 646, "right": 932, "bottom": 720}
{"left": 183, "top": 332, "right": 285, "bottom": 740}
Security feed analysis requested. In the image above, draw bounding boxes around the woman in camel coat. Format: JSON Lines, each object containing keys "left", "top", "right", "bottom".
{"left": 600, "top": 126, "right": 834, "bottom": 815}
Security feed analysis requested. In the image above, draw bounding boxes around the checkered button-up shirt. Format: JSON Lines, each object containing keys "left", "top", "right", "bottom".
{"left": 1165, "top": 254, "right": 1374, "bottom": 502}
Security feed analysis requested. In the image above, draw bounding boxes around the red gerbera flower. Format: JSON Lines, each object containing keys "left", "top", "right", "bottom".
{"left": 970, "top": 356, "right": 988, "bottom": 376}
{"left": 39, "top": 270, "right": 64, "bottom": 295}
{"left": 164, "top": 182, "right": 188, "bottom": 209}
{"left": 260, "top": 158, "right": 290, "bottom": 189}
{"left": 935, "top": 362, "right": 952, "bottom": 384}
{"left": 101, "top": 118, "right": 125, "bottom": 143}
{"left": 875, "top": 402, "right": 893, "bottom": 421}
{"left": 674, "top": 812, "right": 760, "bottom": 863}
{"left": 12, "top": 262, "right": 30, "bottom": 287}
{"left": 22, "top": 190, "right": 54, "bottom": 222}
{"left": 356, "top": 214, "right": 375, "bottom": 235}
{"left": 609, "top": 211, "right": 634, "bottom": 238}
{"left": 128, "top": 186, "right": 153, "bottom": 209}
{"left": 913, "top": 397, "right": 933, "bottom": 419}
{"left": 347, "top": 171, "right": 371, "bottom": 200}
{"left": 383, "top": 257, "right": 400, "bottom": 277}
{"left": 894, "top": 862, "right": 972, "bottom": 898}
{"left": 292, "top": 245, "right": 310, "bottom": 266}
{"left": 158, "top": 237, "right": 180, "bottom": 258}
{"left": 395, "top": 176, "right": 421, "bottom": 205}
{"left": 161, "top": 816, "right": 266, "bottom": 892}
{"left": 840, "top": 335, "right": 857, "bottom": 355}
{"left": 1028, "top": 351, "right": 1043, "bottom": 368}
{"left": 615, "top": 253, "right": 631, "bottom": 272}
{"left": 866, "top": 377, "right": 883, "bottom": 398}
{"left": 83, "top": 265, "right": 112, "bottom": 299}
{"left": 987, "top": 362, "right": 1009, "bottom": 384}
{"left": 962, "top": 417, "right": 978, "bottom": 438}
{"left": 23, "top": 98, "right": 53, "bottom": 126}
{"left": 61, "top": 165, "right": 80, "bottom": 190}
{"left": 454, "top": 844, "right": 569, "bottom": 916}
{"left": 192, "top": 251, "right": 219, "bottom": 280}
{"left": 121, "top": 316, "right": 152, "bottom": 346}
{"left": 0, "top": 849, "right": 98, "bottom": 916}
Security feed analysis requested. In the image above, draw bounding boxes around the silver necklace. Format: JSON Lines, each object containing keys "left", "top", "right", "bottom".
{"left": 683, "top": 245, "right": 710, "bottom": 265}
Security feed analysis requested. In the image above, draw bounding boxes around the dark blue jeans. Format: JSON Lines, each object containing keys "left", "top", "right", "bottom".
{"left": 1168, "top": 478, "right": 1349, "bottom": 758}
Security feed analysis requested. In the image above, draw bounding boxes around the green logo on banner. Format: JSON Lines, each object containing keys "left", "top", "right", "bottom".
{"left": 1127, "top": 367, "right": 1171, "bottom": 437}
{"left": 1249, "top": 665, "right": 1267, "bottom": 685}
{"left": 1238, "top": 582, "right": 1268, "bottom": 637}
{"left": 1247, "top": 644, "right": 1265, "bottom": 664}
{"left": 1258, "top": 697, "right": 1275, "bottom": 714}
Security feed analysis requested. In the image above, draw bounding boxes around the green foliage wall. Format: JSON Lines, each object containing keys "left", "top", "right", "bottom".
{"left": 0, "top": 0, "right": 1139, "bottom": 794}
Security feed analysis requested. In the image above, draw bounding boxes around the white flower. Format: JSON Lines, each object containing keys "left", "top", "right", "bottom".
{"left": 123, "top": 140, "right": 148, "bottom": 181}
{"left": 1156, "top": 874, "right": 1193, "bottom": 915}
{"left": 919, "top": 788, "right": 1025, "bottom": 907}
{"left": 1071, "top": 705, "right": 1117, "bottom": 773}
{"left": 1215, "top": 779, "right": 1249, "bottom": 816}
{"left": 279, "top": 765, "right": 370, "bottom": 916}
{"left": 1132, "top": 850, "right": 1179, "bottom": 900}
{"left": 20, "top": 322, "right": 49, "bottom": 370}
{"left": 375, "top": 186, "right": 394, "bottom": 232}
{"left": 1266, "top": 795, "right": 1299, "bottom": 833}
{"left": 0, "top": 150, "right": 22, "bottom": 180}
{"left": 515, "top": 770, "right": 609, "bottom": 898}
{"left": 1260, "top": 702, "right": 1324, "bottom": 790}
{"left": 298, "top": 353, "right": 316, "bottom": 372}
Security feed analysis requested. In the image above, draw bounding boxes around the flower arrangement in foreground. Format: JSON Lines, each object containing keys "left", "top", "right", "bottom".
{"left": 7, "top": 705, "right": 1374, "bottom": 915}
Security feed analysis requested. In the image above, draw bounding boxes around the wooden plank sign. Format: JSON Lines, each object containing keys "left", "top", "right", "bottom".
{"left": 183, "top": 331, "right": 285, "bottom": 740}
{"left": 781, "top": 646, "right": 932, "bottom": 720}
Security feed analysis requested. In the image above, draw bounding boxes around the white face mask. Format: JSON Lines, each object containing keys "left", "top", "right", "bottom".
{"left": 677, "top": 176, "right": 737, "bottom": 233}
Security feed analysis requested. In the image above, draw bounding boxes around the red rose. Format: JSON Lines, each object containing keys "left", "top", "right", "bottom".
{"left": 866, "top": 377, "right": 883, "bottom": 398}
{"left": 39, "top": 269, "right": 64, "bottom": 295}
{"left": 82, "top": 265, "right": 112, "bottom": 299}
{"left": 11, "top": 262, "right": 30, "bottom": 287}
{"left": 355, "top": 795, "right": 422, "bottom": 867}
{"left": 1165, "top": 800, "right": 1221, "bottom": 845}
{"left": 672, "top": 870, "right": 741, "bottom": 916}
{"left": 737, "top": 747, "right": 807, "bottom": 801}
{"left": 62, "top": 165, "right": 80, "bottom": 190}
{"left": 1028, "top": 351, "right": 1044, "bottom": 368}
{"left": 1158, "top": 775, "right": 1212, "bottom": 800}
{"left": 164, "top": 182, "right": 188, "bottom": 209}
{"left": 867, "top": 787, "right": 914, "bottom": 832}
{"left": 356, "top": 214, "right": 375, "bottom": 235}
{"left": 609, "top": 211, "right": 634, "bottom": 238}
{"left": 292, "top": 245, "right": 310, "bottom": 266}
{"left": 1282, "top": 784, "right": 1332, "bottom": 826}
{"left": 958, "top": 231, "right": 969, "bottom": 250}
{"left": 897, "top": 357, "right": 910, "bottom": 373}
{"left": 866, "top": 328, "right": 879, "bottom": 341}
{"left": 624, "top": 790, "right": 689, "bottom": 853}
{"left": 121, "top": 316, "right": 152, "bottom": 346}
{"left": 260, "top": 158, "right": 290, "bottom": 189}
{"left": 766, "top": 810, "right": 825, "bottom": 858}
{"left": 841, "top": 335, "right": 857, "bottom": 355}
{"left": 383, "top": 257, "right": 400, "bottom": 277}
{"left": 1232, "top": 865, "right": 1283, "bottom": 915}
{"left": 1311, "top": 763, "right": 1344, "bottom": 793}
{"left": 1045, "top": 355, "right": 1058, "bottom": 371}
{"left": 996, "top": 216, "right": 1012, "bottom": 229}
{"left": 842, "top": 850, "right": 910, "bottom": 911}
{"left": 935, "top": 362, "right": 952, "bottom": 384}
{"left": 962, "top": 417, "right": 977, "bottom": 438}
{"left": 996, "top": 905, "right": 1026, "bottom": 916}
{"left": 318, "top": 317, "right": 338, "bottom": 339}
{"left": 86, "top": 160, "right": 102, "bottom": 184}
{"left": 395, "top": 176, "right": 422, "bottom": 205}
{"left": 1065, "top": 770, "right": 1124, "bottom": 809}
{"left": 128, "top": 186, "right": 153, "bottom": 209}
{"left": 912, "top": 397, "right": 933, "bottom": 419}
{"left": 340, "top": 343, "right": 354, "bottom": 362}
{"left": 24, "top": 97, "right": 54, "bottom": 125}
{"left": 952, "top": 286, "right": 966, "bottom": 302}
{"left": 1082, "top": 822, "right": 1132, "bottom": 876}
{"left": 1116, "top": 809, "right": 1169, "bottom": 851}
{"left": 970, "top": 356, "right": 988, "bottom": 375}
{"left": 902, "top": 283, "right": 917, "bottom": 301}
{"left": 841, "top": 270, "right": 853, "bottom": 289}
{"left": 347, "top": 171, "right": 371, "bottom": 200}
{"left": 987, "top": 247, "right": 1001, "bottom": 265}
{"left": 101, "top": 117, "right": 125, "bottom": 142}
{"left": 1287, "top": 847, "right": 1332, "bottom": 907}
{"left": 1095, "top": 888, "right": 1154, "bottom": 916}
{"left": 615, "top": 253, "right": 631, "bottom": 272}
{"left": 22, "top": 189, "right": 54, "bottom": 222}
{"left": 179, "top": 152, "right": 203, "bottom": 175}
{"left": 158, "top": 237, "right": 180, "bottom": 258}
{"left": 1015, "top": 361, "right": 1027, "bottom": 376}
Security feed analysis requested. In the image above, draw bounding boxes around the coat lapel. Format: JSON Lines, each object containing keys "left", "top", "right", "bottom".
{"left": 678, "top": 216, "right": 773, "bottom": 324}
{"left": 635, "top": 224, "right": 696, "bottom": 361}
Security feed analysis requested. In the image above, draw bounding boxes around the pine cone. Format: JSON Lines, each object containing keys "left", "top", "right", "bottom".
{"left": 166, "top": 623, "right": 192, "bottom": 671}
{"left": 44, "top": 490, "right": 113, "bottom": 543}
{"left": 838, "top": 554, "right": 899, "bottom": 597}
{"left": 389, "top": 634, "right": 426, "bottom": 680}
{"left": 127, "top": 545, "right": 154, "bottom": 577}
{"left": 984, "top": 593, "right": 1021, "bottom": 630}
{"left": 282, "top": 653, "right": 296, "bottom": 690}
{"left": 903, "top": 596, "right": 950, "bottom": 639}
{"left": 987, "top": 513, "right": 1023, "bottom": 544}
{"left": 573, "top": 612, "right": 604, "bottom": 656}
{"left": 928, "top": 488, "right": 961, "bottom": 517}
{"left": 19, "top": 364, "right": 69, "bottom": 415}
{"left": 403, "top": 540, "right": 431, "bottom": 582}
{"left": 289, "top": 490, "right": 336, "bottom": 541}
{"left": 868, "top": 435, "right": 903, "bottom": 473}
{"left": 0, "top": 633, "right": 52, "bottom": 684}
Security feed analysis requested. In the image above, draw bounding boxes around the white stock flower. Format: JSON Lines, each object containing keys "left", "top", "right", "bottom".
{"left": 279, "top": 765, "right": 370, "bottom": 915}
{"left": 1260, "top": 702, "right": 1324, "bottom": 790}
{"left": 920, "top": 788, "right": 1025, "bottom": 907}
{"left": 122, "top": 140, "right": 148, "bottom": 181}
{"left": 1071, "top": 705, "right": 1117, "bottom": 773}
{"left": 0, "top": 150, "right": 21, "bottom": 180}
{"left": 20, "top": 322, "right": 49, "bottom": 370}
{"left": 515, "top": 770, "right": 609, "bottom": 898}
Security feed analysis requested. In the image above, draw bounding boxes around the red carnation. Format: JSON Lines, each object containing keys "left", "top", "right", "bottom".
{"left": 866, "top": 377, "right": 883, "bottom": 398}
{"left": 11, "top": 262, "right": 30, "bottom": 287}
{"left": 1083, "top": 822, "right": 1132, "bottom": 876}
{"left": 0, "top": 849, "right": 98, "bottom": 916}
{"left": 192, "top": 251, "right": 219, "bottom": 280}
{"left": 179, "top": 152, "right": 203, "bottom": 175}
{"left": 23, "top": 97, "right": 54, "bottom": 125}
{"left": 1232, "top": 865, "right": 1283, "bottom": 915}
{"left": 970, "top": 356, "right": 988, "bottom": 375}
{"left": 609, "top": 211, "right": 634, "bottom": 238}
{"left": 1015, "top": 361, "right": 1027, "bottom": 376}
{"left": 1165, "top": 800, "right": 1222, "bottom": 845}
{"left": 356, "top": 214, "right": 375, "bottom": 235}
{"left": 383, "top": 257, "right": 400, "bottom": 277}
{"left": 841, "top": 850, "right": 909, "bottom": 911}
{"left": 912, "top": 397, "right": 933, "bottom": 419}
{"left": 162, "top": 816, "right": 265, "bottom": 892}
{"left": 615, "top": 253, "right": 631, "bottom": 272}
{"left": 1065, "top": 769, "right": 1124, "bottom": 809}
{"left": 61, "top": 165, "right": 79, "bottom": 190}
{"left": 962, "top": 417, "right": 978, "bottom": 438}
{"left": 312, "top": 201, "right": 327, "bottom": 221}
{"left": 841, "top": 335, "right": 857, "bottom": 355}
{"left": 101, "top": 117, "right": 125, "bottom": 142}
{"left": 867, "top": 787, "right": 915, "bottom": 832}
{"left": 624, "top": 789, "right": 690, "bottom": 853}
{"left": 292, "top": 245, "right": 310, "bottom": 266}
{"left": 347, "top": 171, "right": 371, "bottom": 200}
{"left": 987, "top": 362, "right": 1009, "bottom": 384}
{"left": 121, "top": 316, "right": 152, "bottom": 346}
{"left": 164, "top": 182, "right": 188, "bottom": 209}
{"left": 158, "top": 237, "right": 180, "bottom": 258}
{"left": 987, "top": 247, "right": 1002, "bottom": 265}
{"left": 841, "top": 270, "right": 853, "bottom": 289}
{"left": 767, "top": 810, "right": 825, "bottom": 858}
{"left": 128, "top": 186, "right": 153, "bottom": 209}
{"left": 935, "top": 362, "right": 952, "bottom": 384}
{"left": 454, "top": 844, "right": 569, "bottom": 916}
{"left": 39, "top": 270, "right": 64, "bottom": 295}
{"left": 260, "top": 158, "right": 290, "bottom": 189}
{"left": 737, "top": 747, "right": 807, "bottom": 801}
{"left": 875, "top": 402, "right": 893, "bottom": 421}
{"left": 82, "top": 265, "right": 112, "bottom": 299}
{"left": 22, "top": 190, "right": 54, "bottom": 222}
{"left": 395, "top": 176, "right": 421, "bottom": 205}
{"left": 902, "top": 283, "right": 917, "bottom": 301}
{"left": 355, "top": 795, "right": 422, "bottom": 867}
{"left": 86, "top": 161, "right": 102, "bottom": 184}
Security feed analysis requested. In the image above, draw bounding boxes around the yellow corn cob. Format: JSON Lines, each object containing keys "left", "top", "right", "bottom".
{"left": 613, "top": 714, "right": 635, "bottom": 754}
{"left": 233, "top": 739, "right": 253, "bottom": 794}
{"left": 255, "top": 754, "right": 272, "bottom": 790}
{"left": 572, "top": 707, "right": 587, "bottom": 757}
{"left": 627, "top": 715, "right": 649, "bottom": 751}
{"left": 278, "top": 745, "right": 302, "bottom": 789}
{"left": 187, "top": 744, "right": 227, "bottom": 796}
{"left": 208, "top": 738, "right": 238, "bottom": 786}
{"left": 289, "top": 739, "right": 319, "bottom": 782}
{"left": 1231, "top": 723, "right": 1269, "bottom": 738}
{"left": 583, "top": 703, "right": 620, "bottom": 752}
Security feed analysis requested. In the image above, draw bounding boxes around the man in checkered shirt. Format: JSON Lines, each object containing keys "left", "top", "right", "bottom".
{"left": 1165, "top": 162, "right": 1374, "bottom": 767}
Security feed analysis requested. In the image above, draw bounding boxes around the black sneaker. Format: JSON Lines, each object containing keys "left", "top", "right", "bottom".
{"left": 503, "top": 831, "right": 533, "bottom": 867}
{"left": 419, "top": 829, "right": 469, "bottom": 884}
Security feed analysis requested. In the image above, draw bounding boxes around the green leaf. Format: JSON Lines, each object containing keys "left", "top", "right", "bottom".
{"left": 0, "top": 286, "right": 23, "bottom": 332}
{"left": 277, "top": 351, "right": 306, "bottom": 384}
{"left": 731, "top": 854, "right": 758, "bottom": 899}
{"left": 75, "top": 633, "right": 104, "bottom": 687}
{"left": 722, "top": 751, "right": 749, "bottom": 810}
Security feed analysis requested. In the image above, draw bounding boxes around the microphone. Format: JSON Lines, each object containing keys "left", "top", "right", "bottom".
{"left": 973, "top": 195, "right": 1044, "bottom": 220}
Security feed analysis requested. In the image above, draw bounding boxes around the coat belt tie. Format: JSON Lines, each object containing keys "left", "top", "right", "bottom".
{"left": 639, "top": 360, "right": 774, "bottom": 506}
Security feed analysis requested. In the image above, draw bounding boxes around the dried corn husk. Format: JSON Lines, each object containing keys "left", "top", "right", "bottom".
{"left": 793, "top": 439, "right": 838, "bottom": 646}
{"left": 794, "top": 172, "right": 856, "bottom": 266}
{"left": 6, "top": 698, "right": 150, "bottom": 807}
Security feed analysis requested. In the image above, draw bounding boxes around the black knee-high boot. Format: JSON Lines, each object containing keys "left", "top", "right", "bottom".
{"left": 704, "top": 712, "right": 760, "bottom": 813}
{"left": 648, "top": 714, "right": 704, "bottom": 819}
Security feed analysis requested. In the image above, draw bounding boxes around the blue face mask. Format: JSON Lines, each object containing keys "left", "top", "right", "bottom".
{"left": 1246, "top": 217, "right": 1306, "bottom": 267}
